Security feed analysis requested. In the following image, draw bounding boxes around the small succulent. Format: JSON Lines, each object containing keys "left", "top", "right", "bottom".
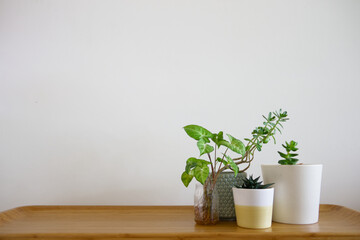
{"left": 235, "top": 175, "right": 274, "bottom": 189}
{"left": 278, "top": 140, "right": 299, "bottom": 165}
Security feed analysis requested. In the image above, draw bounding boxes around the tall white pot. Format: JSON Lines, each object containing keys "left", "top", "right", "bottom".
{"left": 261, "top": 164, "right": 322, "bottom": 224}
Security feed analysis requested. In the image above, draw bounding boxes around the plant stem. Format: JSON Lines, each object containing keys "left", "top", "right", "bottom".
{"left": 218, "top": 117, "right": 282, "bottom": 174}
{"left": 207, "top": 153, "right": 215, "bottom": 181}
{"left": 213, "top": 145, "right": 217, "bottom": 172}
{"left": 213, "top": 148, "right": 228, "bottom": 183}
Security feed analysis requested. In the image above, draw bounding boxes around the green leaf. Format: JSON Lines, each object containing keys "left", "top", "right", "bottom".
{"left": 276, "top": 126, "right": 282, "bottom": 134}
{"left": 181, "top": 171, "right": 193, "bottom": 187}
{"left": 292, "top": 159, "right": 299, "bottom": 163}
{"left": 289, "top": 153, "right": 298, "bottom": 157}
{"left": 236, "top": 174, "right": 273, "bottom": 189}
{"left": 278, "top": 160, "right": 288, "bottom": 165}
{"left": 226, "top": 134, "right": 246, "bottom": 156}
{"left": 201, "top": 137, "right": 210, "bottom": 143}
{"left": 183, "top": 125, "right": 213, "bottom": 141}
{"left": 211, "top": 131, "right": 224, "bottom": 147}
{"left": 216, "top": 157, "right": 228, "bottom": 164}
{"left": 188, "top": 158, "right": 211, "bottom": 166}
{"left": 194, "top": 165, "right": 209, "bottom": 185}
{"left": 218, "top": 131, "right": 223, "bottom": 141}
{"left": 278, "top": 151, "right": 288, "bottom": 158}
{"left": 218, "top": 139, "right": 231, "bottom": 148}
{"left": 278, "top": 140, "right": 299, "bottom": 165}
{"left": 197, "top": 138, "right": 214, "bottom": 156}
{"left": 259, "top": 183, "right": 274, "bottom": 189}
{"left": 225, "top": 155, "right": 239, "bottom": 177}
{"left": 185, "top": 157, "right": 210, "bottom": 173}
{"left": 289, "top": 140, "right": 297, "bottom": 147}
{"left": 256, "top": 143, "right": 262, "bottom": 151}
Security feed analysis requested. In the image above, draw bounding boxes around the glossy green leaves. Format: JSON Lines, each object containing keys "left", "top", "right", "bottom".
{"left": 225, "top": 155, "right": 239, "bottom": 177}
{"left": 181, "top": 109, "right": 290, "bottom": 187}
{"left": 194, "top": 165, "right": 209, "bottom": 184}
{"left": 183, "top": 125, "right": 213, "bottom": 141}
{"left": 184, "top": 125, "right": 215, "bottom": 157}
{"left": 181, "top": 172, "right": 193, "bottom": 187}
{"left": 211, "top": 131, "right": 224, "bottom": 148}
{"left": 278, "top": 140, "right": 299, "bottom": 165}
{"left": 226, "top": 134, "right": 245, "bottom": 156}
{"left": 181, "top": 158, "right": 210, "bottom": 186}
{"left": 212, "top": 132, "right": 246, "bottom": 156}
{"left": 197, "top": 138, "right": 214, "bottom": 156}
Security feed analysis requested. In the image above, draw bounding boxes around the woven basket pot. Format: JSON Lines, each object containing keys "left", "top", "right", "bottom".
{"left": 216, "top": 171, "right": 247, "bottom": 220}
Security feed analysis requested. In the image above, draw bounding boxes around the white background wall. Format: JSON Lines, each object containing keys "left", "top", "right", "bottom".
{"left": 1, "top": 0, "right": 359, "bottom": 212}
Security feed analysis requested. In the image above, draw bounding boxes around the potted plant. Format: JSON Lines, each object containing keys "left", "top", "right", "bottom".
{"left": 181, "top": 109, "right": 289, "bottom": 225}
{"left": 261, "top": 141, "right": 323, "bottom": 224}
{"left": 232, "top": 175, "right": 274, "bottom": 229}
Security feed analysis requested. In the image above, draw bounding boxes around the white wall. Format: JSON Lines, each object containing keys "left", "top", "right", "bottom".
{"left": 1, "top": 0, "right": 359, "bottom": 211}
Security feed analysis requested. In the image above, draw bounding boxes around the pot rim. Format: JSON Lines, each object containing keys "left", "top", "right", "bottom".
{"left": 261, "top": 164, "right": 322, "bottom": 167}
{"left": 232, "top": 187, "right": 274, "bottom": 192}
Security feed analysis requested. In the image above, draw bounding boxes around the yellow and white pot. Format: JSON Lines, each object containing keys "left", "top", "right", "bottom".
{"left": 232, "top": 187, "right": 274, "bottom": 229}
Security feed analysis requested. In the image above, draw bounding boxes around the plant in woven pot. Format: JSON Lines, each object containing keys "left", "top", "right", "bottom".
{"left": 181, "top": 109, "right": 289, "bottom": 225}
{"left": 216, "top": 171, "right": 247, "bottom": 220}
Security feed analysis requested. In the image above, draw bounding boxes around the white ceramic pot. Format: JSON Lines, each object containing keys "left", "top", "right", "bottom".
{"left": 261, "top": 164, "right": 322, "bottom": 224}
{"left": 232, "top": 187, "right": 274, "bottom": 229}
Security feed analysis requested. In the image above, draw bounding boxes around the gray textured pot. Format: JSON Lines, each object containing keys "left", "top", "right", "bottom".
{"left": 216, "top": 171, "right": 247, "bottom": 221}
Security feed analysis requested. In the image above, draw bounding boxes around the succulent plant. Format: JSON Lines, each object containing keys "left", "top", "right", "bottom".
{"left": 278, "top": 140, "right": 299, "bottom": 165}
{"left": 235, "top": 175, "right": 274, "bottom": 189}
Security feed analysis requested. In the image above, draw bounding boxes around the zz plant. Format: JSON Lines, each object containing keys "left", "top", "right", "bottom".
{"left": 181, "top": 109, "right": 289, "bottom": 188}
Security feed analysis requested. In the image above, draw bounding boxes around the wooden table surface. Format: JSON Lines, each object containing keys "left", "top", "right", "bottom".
{"left": 0, "top": 204, "right": 359, "bottom": 239}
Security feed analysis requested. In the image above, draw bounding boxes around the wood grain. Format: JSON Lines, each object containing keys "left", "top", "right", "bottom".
{"left": 0, "top": 204, "right": 359, "bottom": 239}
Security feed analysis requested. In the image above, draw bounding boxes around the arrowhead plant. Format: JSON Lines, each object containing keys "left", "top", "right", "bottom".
{"left": 181, "top": 109, "right": 289, "bottom": 188}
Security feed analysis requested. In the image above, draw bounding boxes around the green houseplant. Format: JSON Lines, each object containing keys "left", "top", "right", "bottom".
{"left": 277, "top": 140, "right": 299, "bottom": 165}
{"left": 233, "top": 175, "right": 274, "bottom": 229}
{"left": 182, "top": 109, "right": 289, "bottom": 225}
{"left": 261, "top": 140, "right": 323, "bottom": 224}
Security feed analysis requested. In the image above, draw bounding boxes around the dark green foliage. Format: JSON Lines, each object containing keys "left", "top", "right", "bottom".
{"left": 278, "top": 140, "right": 299, "bottom": 165}
{"left": 235, "top": 175, "right": 274, "bottom": 189}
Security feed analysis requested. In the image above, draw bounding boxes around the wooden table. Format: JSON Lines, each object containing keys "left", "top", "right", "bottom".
{"left": 0, "top": 204, "right": 359, "bottom": 239}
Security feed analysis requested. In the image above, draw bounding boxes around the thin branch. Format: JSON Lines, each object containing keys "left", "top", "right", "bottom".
{"left": 214, "top": 145, "right": 217, "bottom": 172}
{"left": 213, "top": 148, "right": 228, "bottom": 181}
{"left": 207, "top": 153, "right": 215, "bottom": 180}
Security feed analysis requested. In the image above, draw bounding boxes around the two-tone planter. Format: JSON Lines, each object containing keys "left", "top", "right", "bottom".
{"left": 232, "top": 187, "right": 274, "bottom": 229}
{"left": 261, "top": 164, "right": 322, "bottom": 224}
